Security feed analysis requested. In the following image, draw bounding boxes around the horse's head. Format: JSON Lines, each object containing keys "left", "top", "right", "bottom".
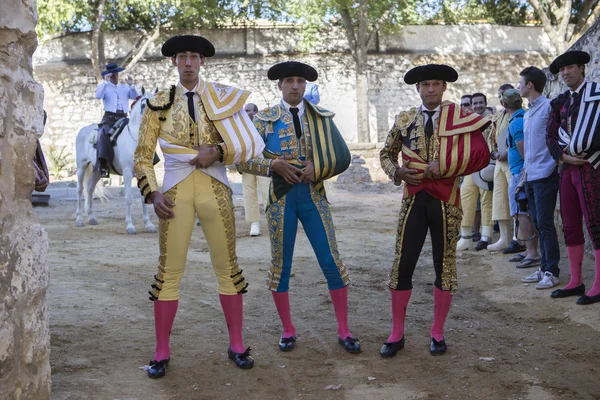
{"left": 129, "top": 92, "right": 153, "bottom": 127}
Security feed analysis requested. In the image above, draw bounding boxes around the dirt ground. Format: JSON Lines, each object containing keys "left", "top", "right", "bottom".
{"left": 38, "top": 181, "right": 600, "bottom": 400}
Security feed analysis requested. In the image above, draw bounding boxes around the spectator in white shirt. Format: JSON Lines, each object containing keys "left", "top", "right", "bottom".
{"left": 95, "top": 63, "right": 139, "bottom": 177}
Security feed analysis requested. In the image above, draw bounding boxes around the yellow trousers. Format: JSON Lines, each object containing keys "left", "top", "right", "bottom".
{"left": 460, "top": 174, "right": 493, "bottom": 228}
{"left": 149, "top": 170, "right": 247, "bottom": 300}
{"left": 241, "top": 173, "right": 270, "bottom": 222}
{"left": 491, "top": 160, "right": 512, "bottom": 221}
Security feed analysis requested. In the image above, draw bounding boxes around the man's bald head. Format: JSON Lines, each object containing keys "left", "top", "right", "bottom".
{"left": 245, "top": 103, "right": 258, "bottom": 120}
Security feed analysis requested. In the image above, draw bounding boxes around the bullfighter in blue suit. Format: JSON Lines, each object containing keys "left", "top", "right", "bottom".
{"left": 238, "top": 61, "right": 360, "bottom": 354}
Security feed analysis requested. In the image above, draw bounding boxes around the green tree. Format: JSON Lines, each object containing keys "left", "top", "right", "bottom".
{"left": 434, "top": 0, "right": 528, "bottom": 24}
{"left": 527, "top": 0, "right": 599, "bottom": 53}
{"left": 285, "top": 0, "right": 421, "bottom": 142}
{"left": 435, "top": 0, "right": 598, "bottom": 53}
{"left": 37, "top": 0, "right": 277, "bottom": 80}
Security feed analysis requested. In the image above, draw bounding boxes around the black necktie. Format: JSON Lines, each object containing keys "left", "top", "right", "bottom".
{"left": 186, "top": 92, "right": 196, "bottom": 122}
{"left": 290, "top": 107, "right": 302, "bottom": 139}
{"left": 569, "top": 92, "right": 578, "bottom": 116}
{"left": 424, "top": 110, "right": 436, "bottom": 138}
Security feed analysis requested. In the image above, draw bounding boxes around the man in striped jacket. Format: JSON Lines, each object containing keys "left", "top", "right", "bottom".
{"left": 546, "top": 50, "right": 600, "bottom": 305}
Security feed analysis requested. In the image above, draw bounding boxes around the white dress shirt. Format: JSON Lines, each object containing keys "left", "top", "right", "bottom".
{"left": 420, "top": 104, "right": 441, "bottom": 129}
{"left": 281, "top": 99, "right": 306, "bottom": 135}
{"left": 571, "top": 80, "right": 586, "bottom": 97}
{"left": 95, "top": 81, "right": 139, "bottom": 113}
{"left": 179, "top": 81, "right": 201, "bottom": 119}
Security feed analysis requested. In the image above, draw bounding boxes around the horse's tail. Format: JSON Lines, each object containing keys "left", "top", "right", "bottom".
{"left": 76, "top": 124, "right": 109, "bottom": 202}
{"left": 94, "top": 183, "right": 109, "bottom": 202}
{"left": 79, "top": 161, "right": 109, "bottom": 202}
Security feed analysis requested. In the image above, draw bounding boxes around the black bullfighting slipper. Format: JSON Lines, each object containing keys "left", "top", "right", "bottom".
{"left": 147, "top": 358, "right": 169, "bottom": 379}
{"left": 576, "top": 293, "right": 600, "bottom": 305}
{"left": 338, "top": 336, "right": 361, "bottom": 354}
{"left": 430, "top": 338, "right": 447, "bottom": 355}
{"left": 278, "top": 336, "right": 296, "bottom": 352}
{"left": 502, "top": 240, "right": 526, "bottom": 254}
{"left": 380, "top": 337, "right": 405, "bottom": 358}
{"left": 475, "top": 240, "right": 489, "bottom": 251}
{"left": 228, "top": 347, "right": 254, "bottom": 369}
{"left": 550, "top": 284, "right": 585, "bottom": 298}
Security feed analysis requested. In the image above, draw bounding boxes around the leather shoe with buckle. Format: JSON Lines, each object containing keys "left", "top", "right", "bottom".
{"left": 551, "top": 284, "right": 585, "bottom": 298}
{"left": 430, "top": 338, "right": 447, "bottom": 355}
{"left": 338, "top": 336, "right": 361, "bottom": 354}
{"left": 228, "top": 347, "right": 254, "bottom": 369}
{"left": 380, "top": 337, "right": 404, "bottom": 358}
{"left": 148, "top": 358, "right": 169, "bottom": 379}
{"left": 278, "top": 336, "right": 296, "bottom": 352}
{"left": 576, "top": 293, "right": 600, "bottom": 305}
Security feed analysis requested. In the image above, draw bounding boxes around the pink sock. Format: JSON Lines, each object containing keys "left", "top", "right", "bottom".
{"left": 564, "top": 245, "right": 584, "bottom": 289}
{"left": 219, "top": 294, "right": 246, "bottom": 353}
{"left": 587, "top": 249, "right": 600, "bottom": 297}
{"left": 431, "top": 287, "right": 453, "bottom": 342}
{"left": 154, "top": 300, "right": 178, "bottom": 361}
{"left": 272, "top": 291, "right": 296, "bottom": 338}
{"left": 386, "top": 289, "right": 411, "bottom": 343}
{"left": 329, "top": 286, "right": 353, "bottom": 339}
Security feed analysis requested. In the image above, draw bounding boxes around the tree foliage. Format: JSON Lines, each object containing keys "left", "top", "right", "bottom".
{"left": 37, "top": 0, "right": 286, "bottom": 79}
{"left": 37, "top": 0, "right": 285, "bottom": 39}
{"left": 434, "top": 0, "right": 528, "bottom": 25}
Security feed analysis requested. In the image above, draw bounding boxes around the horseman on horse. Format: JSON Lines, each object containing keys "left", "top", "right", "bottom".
{"left": 95, "top": 63, "right": 140, "bottom": 177}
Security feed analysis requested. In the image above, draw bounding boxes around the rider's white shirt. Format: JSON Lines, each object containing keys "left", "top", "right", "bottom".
{"left": 95, "top": 81, "right": 139, "bottom": 113}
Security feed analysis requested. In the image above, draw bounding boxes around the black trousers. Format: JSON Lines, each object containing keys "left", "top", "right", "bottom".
{"left": 388, "top": 191, "right": 462, "bottom": 292}
{"left": 97, "top": 111, "right": 126, "bottom": 165}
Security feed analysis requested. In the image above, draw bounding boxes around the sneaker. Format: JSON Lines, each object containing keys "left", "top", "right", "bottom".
{"left": 250, "top": 221, "right": 260, "bottom": 236}
{"left": 535, "top": 272, "right": 559, "bottom": 289}
{"left": 521, "top": 268, "right": 543, "bottom": 283}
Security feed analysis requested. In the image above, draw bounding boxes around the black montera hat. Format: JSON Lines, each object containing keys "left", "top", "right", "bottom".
{"left": 549, "top": 51, "right": 590, "bottom": 74}
{"left": 161, "top": 35, "right": 216, "bottom": 58}
{"left": 267, "top": 61, "right": 318, "bottom": 81}
{"left": 404, "top": 64, "right": 458, "bottom": 85}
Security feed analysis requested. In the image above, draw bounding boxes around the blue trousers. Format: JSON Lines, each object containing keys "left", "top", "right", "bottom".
{"left": 525, "top": 171, "right": 560, "bottom": 277}
{"left": 266, "top": 183, "right": 350, "bottom": 292}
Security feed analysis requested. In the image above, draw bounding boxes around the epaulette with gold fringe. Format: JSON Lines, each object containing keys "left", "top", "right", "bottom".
{"left": 394, "top": 107, "right": 420, "bottom": 130}
{"left": 147, "top": 86, "right": 176, "bottom": 111}
{"left": 255, "top": 105, "right": 282, "bottom": 122}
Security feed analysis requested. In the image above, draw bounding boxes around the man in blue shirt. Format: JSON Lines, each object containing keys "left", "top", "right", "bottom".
{"left": 518, "top": 66, "right": 560, "bottom": 289}
{"left": 500, "top": 89, "right": 541, "bottom": 270}
{"left": 95, "top": 63, "right": 140, "bottom": 177}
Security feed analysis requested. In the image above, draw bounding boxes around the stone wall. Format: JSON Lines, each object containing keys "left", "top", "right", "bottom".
{"left": 0, "top": 1, "right": 51, "bottom": 399}
{"left": 34, "top": 25, "right": 555, "bottom": 175}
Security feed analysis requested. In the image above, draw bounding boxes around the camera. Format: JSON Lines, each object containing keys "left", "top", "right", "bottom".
{"left": 515, "top": 187, "right": 528, "bottom": 213}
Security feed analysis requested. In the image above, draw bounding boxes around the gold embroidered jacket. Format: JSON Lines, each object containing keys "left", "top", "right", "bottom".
{"left": 134, "top": 82, "right": 234, "bottom": 202}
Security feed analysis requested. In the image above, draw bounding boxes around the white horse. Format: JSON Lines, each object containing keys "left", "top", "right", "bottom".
{"left": 75, "top": 93, "right": 157, "bottom": 234}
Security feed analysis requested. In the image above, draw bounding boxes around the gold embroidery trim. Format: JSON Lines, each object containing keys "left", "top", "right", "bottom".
{"left": 266, "top": 197, "right": 286, "bottom": 291}
{"left": 388, "top": 195, "right": 416, "bottom": 289}
{"left": 212, "top": 179, "right": 247, "bottom": 293}
{"left": 309, "top": 185, "right": 350, "bottom": 286}
{"left": 150, "top": 185, "right": 178, "bottom": 300}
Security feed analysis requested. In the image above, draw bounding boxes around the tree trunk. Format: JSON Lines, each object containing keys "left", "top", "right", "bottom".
{"left": 123, "top": 24, "right": 161, "bottom": 74}
{"left": 355, "top": 55, "right": 370, "bottom": 143}
{"left": 90, "top": 0, "right": 106, "bottom": 82}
